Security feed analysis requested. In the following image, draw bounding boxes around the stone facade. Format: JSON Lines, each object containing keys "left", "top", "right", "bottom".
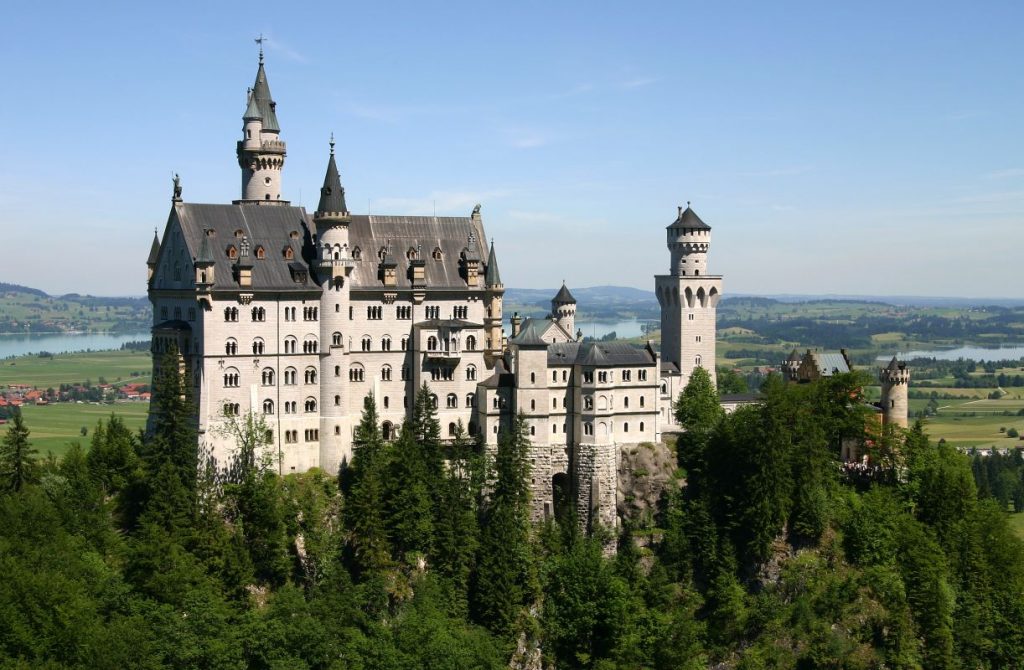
{"left": 148, "top": 54, "right": 724, "bottom": 531}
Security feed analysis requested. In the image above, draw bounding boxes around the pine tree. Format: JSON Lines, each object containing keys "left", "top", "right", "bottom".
{"left": 0, "top": 410, "right": 39, "bottom": 493}
{"left": 473, "top": 413, "right": 537, "bottom": 633}
{"left": 345, "top": 393, "right": 391, "bottom": 577}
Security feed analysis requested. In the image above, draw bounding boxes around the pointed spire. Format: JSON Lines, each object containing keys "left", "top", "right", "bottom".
{"left": 485, "top": 238, "right": 502, "bottom": 287}
{"left": 195, "top": 231, "right": 214, "bottom": 265}
{"left": 250, "top": 53, "right": 279, "bottom": 132}
{"left": 315, "top": 137, "right": 349, "bottom": 219}
{"left": 147, "top": 230, "right": 161, "bottom": 266}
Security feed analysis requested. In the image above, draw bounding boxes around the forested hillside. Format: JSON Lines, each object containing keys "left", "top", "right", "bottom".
{"left": 1, "top": 350, "right": 1023, "bottom": 668}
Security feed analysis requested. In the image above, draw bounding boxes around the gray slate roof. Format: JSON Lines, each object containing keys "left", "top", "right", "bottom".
{"left": 348, "top": 215, "right": 488, "bottom": 290}
{"left": 552, "top": 282, "right": 576, "bottom": 304}
{"left": 667, "top": 205, "right": 711, "bottom": 231}
{"left": 173, "top": 203, "right": 313, "bottom": 292}
{"left": 546, "top": 341, "right": 656, "bottom": 367}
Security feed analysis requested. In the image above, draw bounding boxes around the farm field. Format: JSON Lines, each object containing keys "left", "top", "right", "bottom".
{"left": 18, "top": 401, "right": 149, "bottom": 458}
{"left": 0, "top": 350, "right": 151, "bottom": 388}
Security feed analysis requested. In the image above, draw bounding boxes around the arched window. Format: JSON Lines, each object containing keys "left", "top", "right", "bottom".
{"left": 447, "top": 393, "right": 458, "bottom": 408}
{"left": 466, "top": 365, "right": 477, "bottom": 381}
{"left": 263, "top": 399, "right": 274, "bottom": 414}
{"left": 225, "top": 338, "right": 237, "bottom": 356}
{"left": 381, "top": 365, "right": 392, "bottom": 381}
{"left": 466, "top": 393, "right": 475, "bottom": 408}
{"left": 466, "top": 335, "right": 477, "bottom": 351}
{"left": 305, "top": 367, "right": 317, "bottom": 384}
{"left": 284, "top": 367, "right": 297, "bottom": 385}
{"left": 261, "top": 368, "right": 275, "bottom": 385}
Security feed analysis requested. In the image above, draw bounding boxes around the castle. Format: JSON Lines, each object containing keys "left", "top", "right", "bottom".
{"left": 145, "top": 52, "right": 722, "bottom": 529}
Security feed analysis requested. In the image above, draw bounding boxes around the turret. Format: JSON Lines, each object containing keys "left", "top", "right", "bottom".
{"left": 235, "top": 48, "right": 288, "bottom": 204}
{"left": 879, "top": 356, "right": 910, "bottom": 429}
{"left": 484, "top": 239, "right": 505, "bottom": 361}
{"left": 551, "top": 282, "right": 577, "bottom": 337}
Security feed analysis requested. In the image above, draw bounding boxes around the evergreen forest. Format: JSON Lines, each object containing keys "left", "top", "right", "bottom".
{"left": 1, "top": 347, "right": 1023, "bottom": 669}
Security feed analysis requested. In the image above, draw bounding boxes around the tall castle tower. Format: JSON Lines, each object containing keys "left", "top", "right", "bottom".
{"left": 313, "top": 138, "right": 354, "bottom": 472}
{"left": 654, "top": 204, "right": 722, "bottom": 385}
{"left": 879, "top": 356, "right": 910, "bottom": 428}
{"left": 551, "top": 282, "right": 577, "bottom": 338}
{"left": 235, "top": 47, "right": 288, "bottom": 204}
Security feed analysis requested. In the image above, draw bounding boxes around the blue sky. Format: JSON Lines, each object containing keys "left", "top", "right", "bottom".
{"left": 2, "top": 1, "right": 1022, "bottom": 297}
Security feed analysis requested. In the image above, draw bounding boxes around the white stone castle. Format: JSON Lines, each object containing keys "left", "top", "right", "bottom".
{"left": 146, "top": 53, "right": 722, "bottom": 528}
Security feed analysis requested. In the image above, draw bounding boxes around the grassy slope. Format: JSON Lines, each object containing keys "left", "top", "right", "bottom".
{"left": 0, "top": 351, "right": 151, "bottom": 388}
{"left": 19, "top": 402, "right": 149, "bottom": 458}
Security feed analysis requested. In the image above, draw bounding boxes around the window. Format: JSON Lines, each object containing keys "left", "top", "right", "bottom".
{"left": 381, "top": 337, "right": 391, "bottom": 351}
{"left": 305, "top": 398, "right": 317, "bottom": 413}
{"left": 381, "top": 365, "right": 392, "bottom": 381}
{"left": 251, "top": 306, "right": 266, "bottom": 322}
{"left": 447, "top": 393, "right": 458, "bottom": 409}
{"left": 349, "top": 365, "right": 364, "bottom": 382}
{"left": 225, "top": 339, "right": 238, "bottom": 355}
{"left": 261, "top": 368, "right": 275, "bottom": 385}
{"left": 466, "top": 335, "right": 477, "bottom": 351}
{"left": 284, "top": 367, "right": 297, "bottom": 385}
{"left": 263, "top": 399, "right": 275, "bottom": 414}
{"left": 252, "top": 338, "right": 265, "bottom": 355}
{"left": 304, "top": 367, "right": 317, "bottom": 384}
{"left": 466, "top": 365, "right": 477, "bottom": 381}
{"left": 361, "top": 336, "right": 371, "bottom": 351}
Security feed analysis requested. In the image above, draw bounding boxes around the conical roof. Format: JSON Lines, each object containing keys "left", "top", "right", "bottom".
{"left": 243, "top": 90, "right": 262, "bottom": 121}
{"left": 668, "top": 204, "right": 711, "bottom": 231}
{"left": 316, "top": 143, "right": 348, "bottom": 215}
{"left": 251, "top": 59, "right": 280, "bottom": 132}
{"left": 485, "top": 239, "right": 502, "bottom": 286}
{"left": 195, "top": 232, "right": 214, "bottom": 265}
{"left": 552, "top": 281, "right": 576, "bottom": 305}
{"left": 147, "top": 231, "right": 160, "bottom": 265}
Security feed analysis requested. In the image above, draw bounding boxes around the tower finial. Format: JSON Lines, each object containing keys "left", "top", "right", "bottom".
{"left": 329, "top": 132, "right": 335, "bottom": 155}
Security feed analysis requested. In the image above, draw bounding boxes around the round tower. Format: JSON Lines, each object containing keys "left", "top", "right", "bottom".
{"left": 879, "top": 356, "right": 910, "bottom": 429}
{"left": 314, "top": 138, "right": 354, "bottom": 472}
{"left": 551, "top": 282, "right": 577, "bottom": 337}
{"left": 235, "top": 49, "right": 288, "bottom": 204}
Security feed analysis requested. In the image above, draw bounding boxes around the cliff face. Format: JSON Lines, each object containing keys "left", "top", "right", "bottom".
{"left": 617, "top": 439, "right": 681, "bottom": 527}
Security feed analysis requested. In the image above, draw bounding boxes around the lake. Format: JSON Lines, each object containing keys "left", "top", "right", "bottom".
{"left": 877, "top": 345, "right": 1024, "bottom": 362}
{"left": 575, "top": 320, "right": 656, "bottom": 340}
{"left": 0, "top": 332, "right": 151, "bottom": 358}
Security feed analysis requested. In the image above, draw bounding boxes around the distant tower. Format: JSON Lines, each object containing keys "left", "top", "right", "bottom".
{"left": 235, "top": 47, "right": 288, "bottom": 204}
{"left": 484, "top": 239, "right": 505, "bottom": 363}
{"left": 654, "top": 204, "right": 722, "bottom": 386}
{"left": 313, "top": 137, "right": 354, "bottom": 472}
{"left": 551, "top": 282, "right": 577, "bottom": 337}
{"left": 879, "top": 356, "right": 910, "bottom": 428}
